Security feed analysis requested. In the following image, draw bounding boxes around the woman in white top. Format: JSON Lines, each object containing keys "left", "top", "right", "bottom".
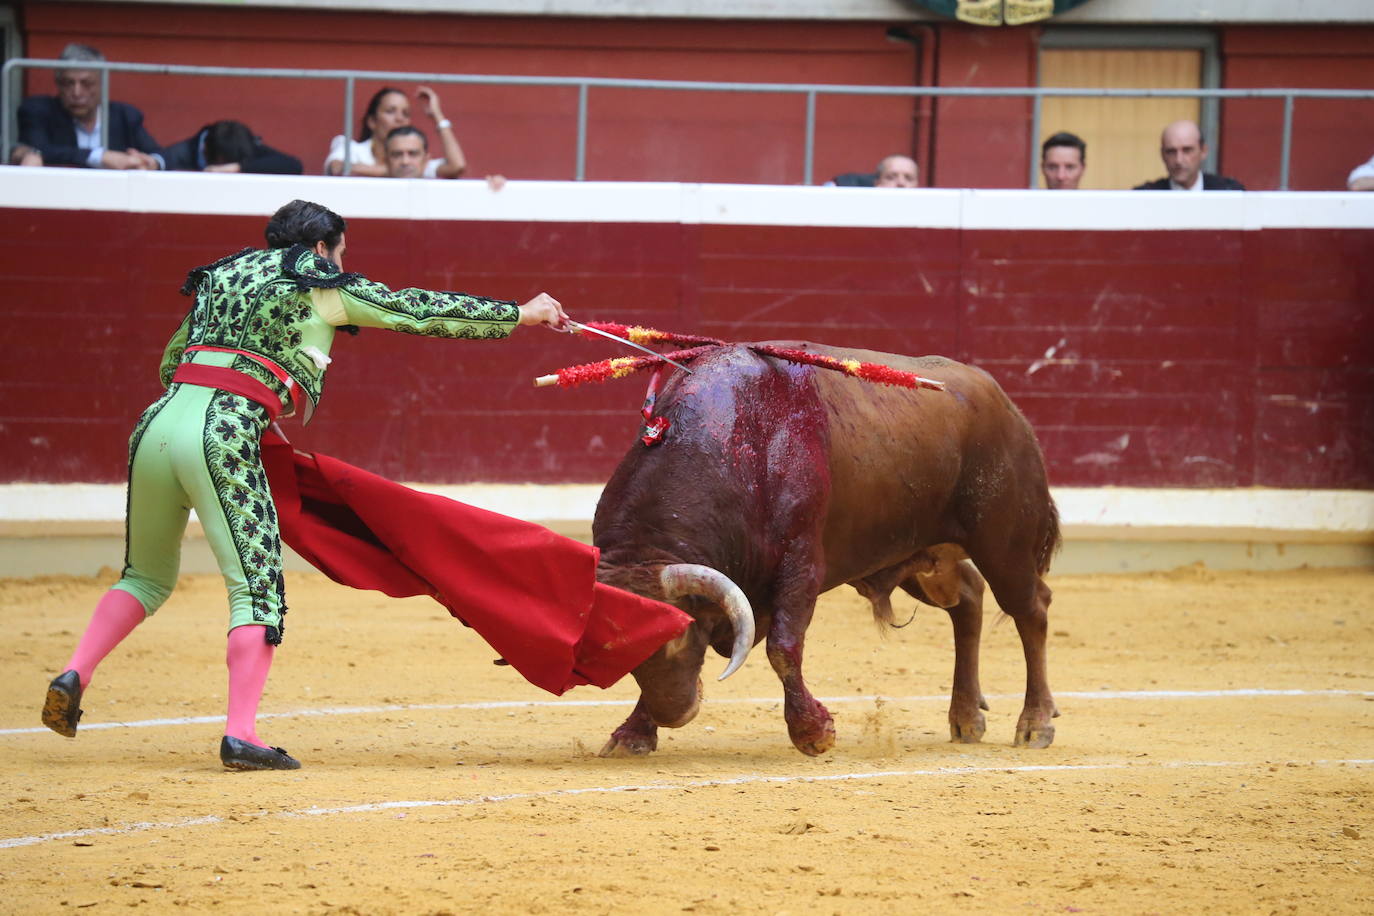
{"left": 324, "top": 86, "right": 466, "bottom": 178}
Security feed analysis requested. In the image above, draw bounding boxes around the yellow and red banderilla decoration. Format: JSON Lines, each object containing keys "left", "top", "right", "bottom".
{"left": 534, "top": 323, "right": 945, "bottom": 393}
{"left": 534, "top": 345, "right": 718, "bottom": 389}
{"left": 748, "top": 344, "right": 947, "bottom": 391}
{"left": 534, "top": 322, "right": 945, "bottom": 446}
{"left": 568, "top": 321, "right": 724, "bottom": 350}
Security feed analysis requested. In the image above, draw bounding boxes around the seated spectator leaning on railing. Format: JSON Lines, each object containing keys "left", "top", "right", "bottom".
{"left": 1041, "top": 131, "right": 1086, "bottom": 189}
{"left": 163, "top": 120, "right": 302, "bottom": 174}
{"left": 11, "top": 43, "right": 164, "bottom": 170}
{"left": 1134, "top": 119, "right": 1244, "bottom": 191}
{"left": 324, "top": 85, "right": 465, "bottom": 178}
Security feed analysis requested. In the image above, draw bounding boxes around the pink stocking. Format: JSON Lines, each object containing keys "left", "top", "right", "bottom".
{"left": 224, "top": 625, "right": 275, "bottom": 747}
{"left": 65, "top": 589, "right": 147, "bottom": 689}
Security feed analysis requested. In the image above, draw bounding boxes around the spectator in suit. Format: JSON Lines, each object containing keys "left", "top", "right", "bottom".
{"left": 1347, "top": 154, "right": 1374, "bottom": 191}
{"left": 1134, "top": 120, "right": 1244, "bottom": 191}
{"left": 11, "top": 43, "right": 163, "bottom": 170}
{"left": 1041, "top": 131, "right": 1086, "bottom": 190}
{"left": 162, "top": 120, "right": 303, "bottom": 174}
{"left": 324, "top": 86, "right": 465, "bottom": 178}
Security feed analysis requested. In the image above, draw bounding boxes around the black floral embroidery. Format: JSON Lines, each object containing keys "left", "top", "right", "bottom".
{"left": 173, "top": 245, "right": 519, "bottom": 418}
{"left": 201, "top": 392, "right": 286, "bottom": 640}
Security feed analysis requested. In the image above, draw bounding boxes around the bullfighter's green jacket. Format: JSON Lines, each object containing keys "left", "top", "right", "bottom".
{"left": 161, "top": 245, "right": 520, "bottom": 421}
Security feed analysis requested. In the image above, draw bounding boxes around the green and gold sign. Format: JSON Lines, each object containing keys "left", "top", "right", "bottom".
{"left": 912, "top": 0, "right": 1093, "bottom": 25}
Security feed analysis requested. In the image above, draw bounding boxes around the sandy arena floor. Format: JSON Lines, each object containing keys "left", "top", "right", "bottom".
{"left": 1, "top": 564, "right": 1372, "bottom": 914}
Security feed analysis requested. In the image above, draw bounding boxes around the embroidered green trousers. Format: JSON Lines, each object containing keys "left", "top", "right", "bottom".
{"left": 112, "top": 383, "right": 287, "bottom": 642}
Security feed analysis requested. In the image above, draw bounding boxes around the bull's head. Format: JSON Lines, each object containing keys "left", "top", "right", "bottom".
{"left": 603, "top": 563, "right": 755, "bottom": 733}
{"left": 660, "top": 564, "right": 754, "bottom": 681}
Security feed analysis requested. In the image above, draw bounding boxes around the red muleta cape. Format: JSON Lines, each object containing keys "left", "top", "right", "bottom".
{"left": 260, "top": 430, "right": 691, "bottom": 695}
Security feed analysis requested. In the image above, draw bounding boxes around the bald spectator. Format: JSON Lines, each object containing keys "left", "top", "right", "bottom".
{"left": 827, "top": 154, "right": 918, "bottom": 188}
{"left": 874, "top": 154, "right": 918, "bottom": 188}
{"left": 1135, "top": 120, "right": 1244, "bottom": 191}
{"left": 12, "top": 43, "right": 163, "bottom": 170}
{"left": 1041, "top": 132, "right": 1085, "bottom": 190}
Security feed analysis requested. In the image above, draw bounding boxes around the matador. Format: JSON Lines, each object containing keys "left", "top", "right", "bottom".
{"left": 41, "top": 199, "right": 571, "bottom": 770}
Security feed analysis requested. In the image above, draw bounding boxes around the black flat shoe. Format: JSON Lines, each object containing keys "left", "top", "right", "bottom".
{"left": 41, "top": 670, "right": 83, "bottom": 738}
{"left": 219, "top": 736, "right": 301, "bottom": 771}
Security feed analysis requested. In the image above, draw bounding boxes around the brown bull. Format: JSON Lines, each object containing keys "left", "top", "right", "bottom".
{"left": 593, "top": 342, "right": 1060, "bottom": 757}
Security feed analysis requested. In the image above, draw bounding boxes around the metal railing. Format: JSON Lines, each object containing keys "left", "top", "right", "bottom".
{"left": 5, "top": 57, "right": 1373, "bottom": 189}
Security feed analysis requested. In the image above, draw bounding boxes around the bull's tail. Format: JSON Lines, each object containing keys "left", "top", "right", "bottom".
{"left": 1037, "top": 491, "right": 1062, "bottom": 576}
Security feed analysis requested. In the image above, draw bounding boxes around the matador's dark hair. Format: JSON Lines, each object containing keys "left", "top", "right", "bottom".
{"left": 264, "top": 199, "right": 346, "bottom": 250}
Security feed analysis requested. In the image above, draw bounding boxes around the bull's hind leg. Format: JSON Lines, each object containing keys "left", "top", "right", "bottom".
{"left": 900, "top": 558, "right": 988, "bottom": 743}
{"left": 1008, "top": 575, "right": 1056, "bottom": 748}
{"left": 766, "top": 559, "right": 832, "bottom": 756}
{"left": 977, "top": 564, "right": 1056, "bottom": 748}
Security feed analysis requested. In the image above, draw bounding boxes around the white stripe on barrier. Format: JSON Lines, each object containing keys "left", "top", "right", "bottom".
{"left": 7, "top": 485, "right": 1371, "bottom": 542}
{"left": 4, "top": 170, "right": 1374, "bottom": 230}
{"left": 2, "top": 756, "right": 1371, "bottom": 850}
{"left": 2, "top": 687, "right": 1369, "bottom": 737}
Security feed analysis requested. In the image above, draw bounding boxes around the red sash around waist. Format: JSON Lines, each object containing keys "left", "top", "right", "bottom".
{"left": 172, "top": 363, "right": 284, "bottom": 423}
{"left": 183, "top": 345, "right": 305, "bottom": 418}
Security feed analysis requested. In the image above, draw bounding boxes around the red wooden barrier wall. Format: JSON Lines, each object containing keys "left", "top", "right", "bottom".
{"left": 2, "top": 182, "right": 1369, "bottom": 489}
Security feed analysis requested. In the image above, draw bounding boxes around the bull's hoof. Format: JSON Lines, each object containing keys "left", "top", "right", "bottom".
{"left": 788, "top": 719, "right": 836, "bottom": 757}
{"left": 598, "top": 732, "right": 658, "bottom": 757}
{"left": 1013, "top": 722, "right": 1055, "bottom": 749}
{"left": 949, "top": 713, "right": 986, "bottom": 744}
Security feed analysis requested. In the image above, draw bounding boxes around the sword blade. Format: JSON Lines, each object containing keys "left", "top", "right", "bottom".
{"left": 566, "top": 320, "right": 695, "bottom": 374}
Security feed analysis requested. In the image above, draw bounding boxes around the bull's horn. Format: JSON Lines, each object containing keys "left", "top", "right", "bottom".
{"left": 659, "top": 564, "right": 756, "bottom": 681}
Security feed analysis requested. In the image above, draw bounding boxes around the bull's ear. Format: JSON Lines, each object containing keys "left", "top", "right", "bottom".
{"left": 659, "top": 565, "right": 755, "bottom": 680}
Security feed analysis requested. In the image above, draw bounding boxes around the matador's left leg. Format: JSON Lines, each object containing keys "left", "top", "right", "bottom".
{"left": 175, "top": 389, "right": 298, "bottom": 770}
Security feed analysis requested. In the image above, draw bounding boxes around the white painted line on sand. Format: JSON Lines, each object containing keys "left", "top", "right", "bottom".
{"left": 3, "top": 757, "right": 1371, "bottom": 850}
{"left": 3, "top": 687, "right": 1369, "bottom": 737}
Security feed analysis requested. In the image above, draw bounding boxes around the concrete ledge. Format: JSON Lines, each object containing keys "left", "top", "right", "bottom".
{"left": 1, "top": 484, "right": 1370, "bottom": 576}
{"left": 1052, "top": 488, "right": 1374, "bottom": 544}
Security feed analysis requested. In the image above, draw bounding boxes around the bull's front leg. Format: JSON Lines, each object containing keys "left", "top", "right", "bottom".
{"left": 599, "top": 697, "right": 660, "bottom": 757}
{"left": 765, "top": 566, "right": 832, "bottom": 756}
